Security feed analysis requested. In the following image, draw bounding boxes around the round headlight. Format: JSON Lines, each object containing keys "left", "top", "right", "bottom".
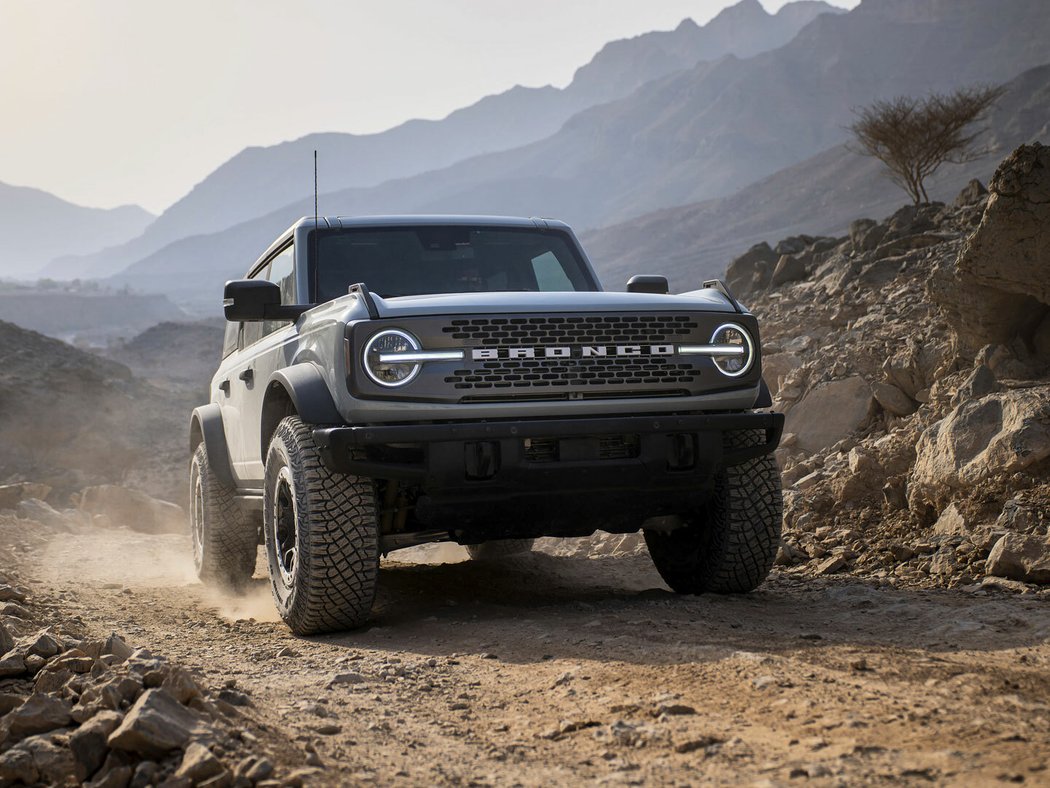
{"left": 710, "top": 323, "right": 755, "bottom": 377}
{"left": 363, "top": 329, "right": 422, "bottom": 387}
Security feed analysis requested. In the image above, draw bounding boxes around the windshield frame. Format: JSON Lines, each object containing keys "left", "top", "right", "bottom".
{"left": 305, "top": 224, "right": 601, "bottom": 304}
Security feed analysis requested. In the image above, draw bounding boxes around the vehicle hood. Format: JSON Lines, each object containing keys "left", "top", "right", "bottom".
{"left": 366, "top": 289, "right": 738, "bottom": 318}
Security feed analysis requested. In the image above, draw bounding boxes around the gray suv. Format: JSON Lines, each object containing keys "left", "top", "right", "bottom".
{"left": 189, "top": 216, "right": 783, "bottom": 634}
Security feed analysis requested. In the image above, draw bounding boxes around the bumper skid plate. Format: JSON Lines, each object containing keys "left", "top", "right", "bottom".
{"left": 313, "top": 412, "right": 784, "bottom": 492}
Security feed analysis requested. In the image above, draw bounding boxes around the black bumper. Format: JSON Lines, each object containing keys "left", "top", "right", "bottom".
{"left": 313, "top": 412, "right": 783, "bottom": 499}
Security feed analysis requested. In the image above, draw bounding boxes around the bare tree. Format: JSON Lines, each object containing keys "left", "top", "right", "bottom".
{"left": 849, "top": 85, "right": 1006, "bottom": 204}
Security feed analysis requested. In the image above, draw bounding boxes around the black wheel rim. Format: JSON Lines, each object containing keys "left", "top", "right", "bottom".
{"left": 191, "top": 462, "right": 205, "bottom": 570}
{"left": 273, "top": 466, "right": 298, "bottom": 586}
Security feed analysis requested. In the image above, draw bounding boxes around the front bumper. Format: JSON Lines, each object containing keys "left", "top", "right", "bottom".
{"left": 313, "top": 411, "right": 783, "bottom": 500}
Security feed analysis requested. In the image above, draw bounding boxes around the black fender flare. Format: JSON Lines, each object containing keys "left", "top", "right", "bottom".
{"left": 260, "top": 365, "right": 342, "bottom": 460}
{"left": 267, "top": 364, "right": 342, "bottom": 425}
{"left": 189, "top": 404, "right": 235, "bottom": 488}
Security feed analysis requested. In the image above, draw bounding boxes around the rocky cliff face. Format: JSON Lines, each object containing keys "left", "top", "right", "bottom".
{"left": 731, "top": 143, "right": 1050, "bottom": 589}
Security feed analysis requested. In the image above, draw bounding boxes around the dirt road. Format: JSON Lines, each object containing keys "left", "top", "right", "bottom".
{"left": 14, "top": 524, "right": 1050, "bottom": 785}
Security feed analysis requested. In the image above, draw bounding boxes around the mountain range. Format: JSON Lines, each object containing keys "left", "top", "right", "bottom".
{"left": 583, "top": 62, "right": 1050, "bottom": 291}
{"left": 5, "top": 0, "right": 1049, "bottom": 320}
{"left": 39, "top": 0, "right": 837, "bottom": 282}
{"left": 0, "top": 182, "right": 152, "bottom": 280}
{"left": 103, "top": 0, "right": 1050, "bottom": 310}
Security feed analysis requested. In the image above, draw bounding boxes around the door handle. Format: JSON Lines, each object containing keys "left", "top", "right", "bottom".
{"left": 238, "top": 368, "right": 254, "bottom": 383}
{"left": 219, "top": 379, "right": 231, "bottom": 394}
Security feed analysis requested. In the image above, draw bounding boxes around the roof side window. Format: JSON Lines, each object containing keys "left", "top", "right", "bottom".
{"left": 241, "top": 243, "right": 296, "bottom": 348}
{"left": 263, "top": 243, "right": 295, "bottom": 338}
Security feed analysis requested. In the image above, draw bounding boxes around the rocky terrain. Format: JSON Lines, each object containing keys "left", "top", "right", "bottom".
{"left": 0, "top": 513, "right": 311, "bottom": 787}
{"left": 739, "top": 143, "right": 1050, "bottom": 593}
{"left": 1, "top": 506, "right": 1049, "bottom": 787}
{"left": 2, "top": 144, "right": 1049, "bottom": 786}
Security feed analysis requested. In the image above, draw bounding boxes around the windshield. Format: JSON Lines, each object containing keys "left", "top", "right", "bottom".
{"left": 309, "top": 226, "right": 597, "bottom": 303}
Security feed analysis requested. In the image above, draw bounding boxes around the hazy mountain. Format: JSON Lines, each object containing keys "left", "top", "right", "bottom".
{"left": 48, "top": 0, "right": 838, "bottom": 282}
{"left": 582, "top": 62, "right": 1050, "bottom": 292}
{"left": 0, "top": 286, "right": 187, "bottom": 345}
{"left": 107, "top": 0, "right": 1050, "bottom": 310}
{"left": 288, "top": 0, "right": 1048, "bottom": 229}
{"left": 567, "top": 0, "right": 840, "bottom": 105}
{"left": 0, "top": 182, "right": 153, "bottom": 280}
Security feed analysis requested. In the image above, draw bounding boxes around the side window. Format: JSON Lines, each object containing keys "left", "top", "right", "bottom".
{"left": 263, "top": 244, "right": 295, "bottom": 337}
{"left": 221, "top": 320, "right": 240, "bottom": 358}
{"left": 240, "top": 261, "right": 270, "bottom": 349}
{"left": 240, "top": 243, "right": 296, "bottom": 349}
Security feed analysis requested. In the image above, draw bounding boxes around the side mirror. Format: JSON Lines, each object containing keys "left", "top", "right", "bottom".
{"left": 223, "top": 280, "right": 280, "bottom": 321}
{"left": 626, "top": 275, "right": 669, "bottom": 294}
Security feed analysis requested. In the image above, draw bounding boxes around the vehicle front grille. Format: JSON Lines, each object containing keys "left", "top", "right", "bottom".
{"left": 444, "top": 357, "right": 700, "bottom": 390}
{"left": 441, "top": 314, "right": 699, "bottom": 346}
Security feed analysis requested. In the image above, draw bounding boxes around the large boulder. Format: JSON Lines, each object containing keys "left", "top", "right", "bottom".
{"left": 0, "top": 733, "right": 76, "bottom": 786}
{"left": 1, "top": 694, "right": 73, "bottom": 742}
{"left": 726, "top": 242, "right": 778, "bottom": 296}
{"left": 0, "top": 483, "right": 51, "bottom": 510}
{"left": 76, "top": 485, "right": 184, "bottom": 534}
{"left": 769, "top": 254, "right": 809, "bottom": 289}
{"left": 910, "top": 386, "right": 1050, "bottom": 511}
{"left": 107, "top": 688, "right": 207, "bottom": 758}
{"left": 986, "top": 533, "right": 1050, "bottom": 585}
{"left": 761, "top": 352, "right": 802, "bottom": 397}
{"left": 931, "top": 143, "right": 1050, "bottom": 359}
{"left": 15, "top": 498, "right": 75, "bottom": 530}
{"left": 783, "top": 376, "right": 873, "bottom": 454}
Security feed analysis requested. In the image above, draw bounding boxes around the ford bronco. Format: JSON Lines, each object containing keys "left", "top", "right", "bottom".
{"left": 189, "top": 216, "right": 783, "bottom": 634}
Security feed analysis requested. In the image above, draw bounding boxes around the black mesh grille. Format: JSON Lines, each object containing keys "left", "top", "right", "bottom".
{"left": 444, "top": 357, "right": 699, "bottom": 390}
{"left": 442, "top": 314, "right": 699, "bottom": 345}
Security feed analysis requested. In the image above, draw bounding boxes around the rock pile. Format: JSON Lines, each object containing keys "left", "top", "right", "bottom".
{"left": 731, "top": 142, "right": 1050, "bottom": 591}
{"left": 0, "top": 546, "right": 299, "bottom": 787}
{"left": 0, "top": 482, "right": 184, "bottom": 537}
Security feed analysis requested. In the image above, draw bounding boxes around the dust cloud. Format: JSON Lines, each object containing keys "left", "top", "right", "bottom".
{"left": 39, "top": 526, "right": 197, "bottom": 588}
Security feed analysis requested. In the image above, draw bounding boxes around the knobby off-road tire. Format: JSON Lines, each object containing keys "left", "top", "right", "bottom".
{"left": 465, "top": 539, "right": 535, "bottom": 561}
{"left": 645, "top": 430, "right": 782, "bottom": 594}
{"left": 263, "top": 416, "right": 379, "bottom": 635}
{"left": 190, "top": 443, "right": 258, "bottom": 590}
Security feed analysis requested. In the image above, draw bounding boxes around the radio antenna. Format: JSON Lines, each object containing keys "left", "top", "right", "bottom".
{"left": 312, "top": 149, "right": 320, "bottom": 301}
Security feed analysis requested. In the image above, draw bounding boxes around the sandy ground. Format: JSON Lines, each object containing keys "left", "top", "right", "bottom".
{"left": 9, "top": 523, "right": 1050, "bottom": 786}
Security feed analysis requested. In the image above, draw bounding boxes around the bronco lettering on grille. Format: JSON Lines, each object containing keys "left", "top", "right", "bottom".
{"left": 471, "top": 344, "right": 676, "bottom": 361}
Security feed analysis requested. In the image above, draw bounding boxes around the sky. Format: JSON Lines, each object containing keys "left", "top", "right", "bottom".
{"left": 0, "top": 0, "right": 855, "bottom": 215}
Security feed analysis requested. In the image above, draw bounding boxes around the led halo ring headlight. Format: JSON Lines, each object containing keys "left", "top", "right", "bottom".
{"left": 709, "top": 322, "right": 755, "bottom": 378}
{"left": 363, "top": 329, "right": 423, "bottom": 387}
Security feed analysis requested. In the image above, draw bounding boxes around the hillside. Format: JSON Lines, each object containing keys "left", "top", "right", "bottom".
{"left": 742, "top": 142, "right": 1050, "bottom": 590}
{"left": 45, "top": 0, "right": 836, "bottom": 282}
{"left": 0, "top": 287, "right": 187, "bottom": 345}
{"left": 0, "top": 321, "right": 190, "bottom": 504}
{"left": 104, "top": 319, "right": 224, "bottom": 388}
{"left": 106, "top": 0, "right": 1050, "bottom": 309}
{"left": 0, "top": 182, "right": 153, "bottom": 279}
{"left": 582, "top": 62, "right": 1050, "bottom": 291}
{"left": 0, "top": 147, "right": 1048, "bottom": 788}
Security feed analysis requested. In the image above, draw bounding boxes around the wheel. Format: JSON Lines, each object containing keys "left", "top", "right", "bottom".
{"left": 263, "top": 416, "right": 379, "bottom": 634}
{"left": 465, "top": 539, "right": 535, "bottom": 561}
{"left": 189, "top": 443, "right": 258, "bottom": 589}
{"left": 644, "top": 430, "right": 782, "bottom": 594}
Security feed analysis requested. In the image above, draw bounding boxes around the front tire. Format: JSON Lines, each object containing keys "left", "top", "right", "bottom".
{"left": 190, "top": 443, "right": 258, "bottom": 589}
{"left": 645, "top": 430, "right": 782, "bottom": 594}
{"left": 263, "top": 416, "right": 379, "bottom": 635}
{"left": 465, "top": 539, "right": 535, "bottom": 561}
